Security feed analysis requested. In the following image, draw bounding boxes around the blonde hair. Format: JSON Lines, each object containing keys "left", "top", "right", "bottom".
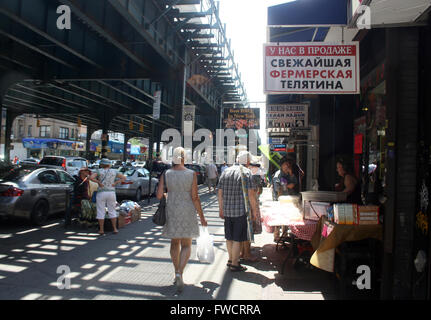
{"left": 172, "top": 147, "right": 185, "bottom": 165}
{"left": 237, "top": 151, "right": 251, "bottom": 165}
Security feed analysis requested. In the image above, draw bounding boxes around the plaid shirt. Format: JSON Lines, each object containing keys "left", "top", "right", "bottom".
{"left": 217, "top": 165, "right": 254, "bottom": 218}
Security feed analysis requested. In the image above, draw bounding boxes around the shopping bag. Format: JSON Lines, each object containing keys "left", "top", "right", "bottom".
{"left": 252, "top": 209, "right": 263, "bottom": 235}
{"left": 196, "top": 226, "right": 215, "bottom": 264}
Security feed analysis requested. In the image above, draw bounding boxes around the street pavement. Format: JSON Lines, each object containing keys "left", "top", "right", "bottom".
{"left": 0, "top": 187, "right": 337, "bottom": 300}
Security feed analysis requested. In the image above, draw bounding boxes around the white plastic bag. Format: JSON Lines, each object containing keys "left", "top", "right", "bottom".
{"left": 196, "top": 227, "right": 215, "bottom": 264}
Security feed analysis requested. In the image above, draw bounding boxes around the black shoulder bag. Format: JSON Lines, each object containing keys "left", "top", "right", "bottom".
{"left": 152, "top": 171, "right": 167, "bottom": 226}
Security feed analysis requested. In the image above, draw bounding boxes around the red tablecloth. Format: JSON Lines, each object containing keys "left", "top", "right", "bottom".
{"left": 261, "top": 203, "right": 318, "bottom": 241}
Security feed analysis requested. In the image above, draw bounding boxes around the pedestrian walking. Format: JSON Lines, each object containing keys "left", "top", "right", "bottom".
{"left": 217, "top": 151, "right": 259, "bottom": 272}
{"left": 221, "top": 162, "right": 229, "bottom": 174}
{"left": 205, "top": 161, "right": 218, "bottom": 193}
{"left": 157, "top": 147, "right": 207, "bottom": 292}
{"left": 90, "top": 158, "right": 126, "bottom": 235}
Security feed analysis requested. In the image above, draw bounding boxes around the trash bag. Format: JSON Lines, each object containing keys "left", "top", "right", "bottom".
{"left": 196, "top": 227, "right": 215, "bottom": 264}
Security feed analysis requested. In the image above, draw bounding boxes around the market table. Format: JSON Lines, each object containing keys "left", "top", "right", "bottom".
{"left": 310, "top": 216, "right": 383, "bottom": 272}
{"left": 260, "top": 201, "right": 318, "bottom": 241}
{"left": 260, "top": 201, "right": 319, "bottom": 273}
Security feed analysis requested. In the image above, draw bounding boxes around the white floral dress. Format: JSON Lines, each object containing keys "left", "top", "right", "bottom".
{"left": 162, "top": 168, "right": 200, "bottom": 239}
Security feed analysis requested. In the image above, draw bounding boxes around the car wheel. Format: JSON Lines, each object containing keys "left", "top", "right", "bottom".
{"left": 135, "top": 188, "right": 142, "bottom": 202}
{"left": 31, "top": 200, "right": 49, "bottom": 226}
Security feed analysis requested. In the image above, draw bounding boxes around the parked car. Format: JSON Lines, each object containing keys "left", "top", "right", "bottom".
{"left": 0, "top": 167, "right": 76, "bottom": 225}
{"left": 111, "top": 160, "right": 123, "bottom": 169}
{"left": 88, "top": 160, "right": 100, "bottom": 169}
{"left": 20, "top": 158, "right": 40, "bottom": 166}
{"left": 116, "top": 167, "right": 158, "bottom": 202}
{"left": 0, "top": 160, "right": 16, "bottom": 176}
{"left": 39, "top": 156, "right": 88, "bottom": 177}
{"left": 150, "top": 161, "right": 172, "bottom": 179}
{"left": 185, "top": 164, "right": 206, "bottom": 185}
{"left": 132, "top": 161, "right": 146, "bottom": 168}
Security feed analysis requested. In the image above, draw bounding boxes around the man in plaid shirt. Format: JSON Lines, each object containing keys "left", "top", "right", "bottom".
{"left": 217, "top": 151, "right": 258, "bottom": 272}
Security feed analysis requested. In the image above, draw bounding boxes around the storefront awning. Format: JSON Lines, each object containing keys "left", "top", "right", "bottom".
{"left": 267, "top": 0, "right": 347, "bottom": 42}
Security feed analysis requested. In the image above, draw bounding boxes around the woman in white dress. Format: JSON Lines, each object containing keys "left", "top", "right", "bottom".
{"left": 156, "top": 147, "right": 207, "bottom": 292}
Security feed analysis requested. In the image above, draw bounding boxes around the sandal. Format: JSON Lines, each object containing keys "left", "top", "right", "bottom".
{"left": 227, "top": 260, "right": 241, "bottom": 267}
{"left": 229, "top": 264, "right": 247, "bottom": 272}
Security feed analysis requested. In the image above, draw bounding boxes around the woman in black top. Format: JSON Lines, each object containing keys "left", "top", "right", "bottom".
{"left": 335, "top": 160, "right": 362, "bottom": 204}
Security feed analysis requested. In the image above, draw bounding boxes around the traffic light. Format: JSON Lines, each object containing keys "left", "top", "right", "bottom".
{"left": 36, "top": 119, "right": 40, "bottom": 127}
{"left": 139, "top": 124, "right": 144, "bottom": 132}
{"left": 77, "top": 117, "right": 82, "bottom": 127}
{"left": 129, "top": 120, "right": 134, "bottom": 130}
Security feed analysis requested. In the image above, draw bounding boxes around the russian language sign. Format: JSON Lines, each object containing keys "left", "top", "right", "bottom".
{"left": 223, "top": 108, "right": 260, "bottom": 130}
{"left": 267, "top": 104, "right": 308, "bottom": 133}
{"left": 264, "top": 42, "right": 360, "bottom": 94}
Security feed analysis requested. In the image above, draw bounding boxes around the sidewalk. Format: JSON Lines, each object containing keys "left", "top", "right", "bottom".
{"left": 0, "top": 187, "right": 336, "bottom": 300}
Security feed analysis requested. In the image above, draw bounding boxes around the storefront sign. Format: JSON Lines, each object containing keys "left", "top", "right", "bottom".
{"left": 354, "top": 134, "right": 364, "bottom": 154}
{"left": 153, "top": 90, "right": 162, "bottom": 120}
{"left": 131, "top": 145, "right": 141, "bottom": 155}
{"left": 223, "top": 108, "right": 260, "bottom": 130}
{"left": 267, "top": 104, "right": 308, "bottom": 132}
{"left": 271, "top": 144, "right": 286, "bottom": 152}
{"left": 264, "top": 42, "right": 360, "bottom": 94}
{"left": 182, "top": 105, "right": 196, "bottom": 136}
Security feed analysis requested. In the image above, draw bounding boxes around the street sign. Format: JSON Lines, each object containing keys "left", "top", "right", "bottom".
{"left": 267, "top": 103, "right": 309, "bottom": 130}
{"left": 264, "top": 42, "right": 360, "bottom": 94}
{"left": 153, "top": 90, "right": 162, "bottom": 120}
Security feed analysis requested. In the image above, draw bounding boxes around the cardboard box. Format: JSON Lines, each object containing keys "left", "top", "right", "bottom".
{"left": 131, "top": 209, "right": 141, "bottom": 223}
{"left": 334, "top": 204, "right": 345, "bottom": 224}
{"left": 344, "top": 204, "right": 357, "bottom": 225}
{"left": 357, "top": 205, "right": 379, "bottom": 225}
{"left": 118, "top": 214, "right": 132, "bottom": 228}
{"left": 304, "top": 201, "right": 330, "bottom": 220}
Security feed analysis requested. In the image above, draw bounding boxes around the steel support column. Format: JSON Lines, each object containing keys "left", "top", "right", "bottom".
{"left": 4, "top": 110, "right": 19, "bottom": 162}
{"left": 99, "top": 112, "right": 116, "bottom": 159}
{"left": 86, "top": 126, "right": 95, "bottom": 161}
{"left": 123, "top": 134, "right": 130, "bottom": 163}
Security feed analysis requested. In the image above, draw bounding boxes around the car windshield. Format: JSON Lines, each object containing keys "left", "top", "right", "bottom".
{"left": 118, "top": 167, "right": 135, "bottom": 176}
{"left": 68, "top": 160, "right": 87, "bottom": 168}
{"left": 0, "top": 167, "right": 34, "bottom": 182}
{"left": 40, "top": 157, "right": 63, "bottom": 166}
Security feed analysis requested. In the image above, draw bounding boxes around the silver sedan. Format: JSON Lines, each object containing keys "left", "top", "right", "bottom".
{"left": 0, "top": 167, "right": 75, "bottom": 225}
{"left": 115, "top": 167, "right": 158, "bottom": 202}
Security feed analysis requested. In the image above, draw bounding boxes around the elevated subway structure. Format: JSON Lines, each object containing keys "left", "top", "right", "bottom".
{"left": 0, "top": 0, "right": 246, "bottom": 161}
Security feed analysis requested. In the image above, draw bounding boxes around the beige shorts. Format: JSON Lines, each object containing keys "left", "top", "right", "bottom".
{"left": 207, "top": 178, "right": 217, "bottom": 187}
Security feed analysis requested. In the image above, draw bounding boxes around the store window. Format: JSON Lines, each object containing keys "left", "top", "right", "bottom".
{"left": 40, "top": 126, "right": 51, "bottom": 138}
{"left": 357, "top": 62, "right": 386, "bottom": 205}
{"left": 28, "top": 125, "right": 32, "bottom": 137}
{"left": 18, "top": 125, "right": 24, "bottom": 138}
{"left": 59, "top": 127, "right": 69, "bottom": 139}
